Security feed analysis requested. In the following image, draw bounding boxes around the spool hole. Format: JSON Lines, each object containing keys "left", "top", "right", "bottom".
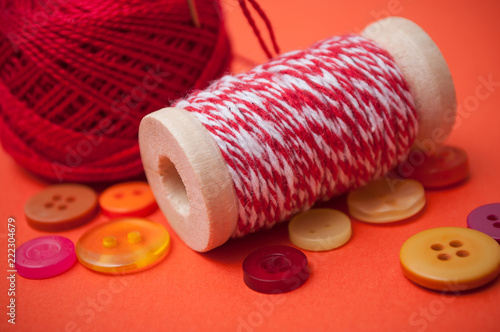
{"left": 159, "top": 156, "right": 190, "bottom": 216}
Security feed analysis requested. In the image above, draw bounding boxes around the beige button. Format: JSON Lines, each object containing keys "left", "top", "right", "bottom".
{"left": 288, "top": 209, "right": 352, "bottom": 251}
{"left": 347, "top": 178, "right": 425, "bottom": 223}
{"left": 400, "top": 227, "right": 500, "bottom": 291}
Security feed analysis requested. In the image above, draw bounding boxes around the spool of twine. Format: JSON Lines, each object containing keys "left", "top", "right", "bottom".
{"left": 139, "top": 17, "right": 456, "bottom": 251}
{"left": 0, "top": 0, "right": 231, "bottom": 182}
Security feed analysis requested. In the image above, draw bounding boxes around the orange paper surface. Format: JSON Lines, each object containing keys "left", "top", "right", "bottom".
{"left": 1, "top": 0, "right": 500, "bottom": 331}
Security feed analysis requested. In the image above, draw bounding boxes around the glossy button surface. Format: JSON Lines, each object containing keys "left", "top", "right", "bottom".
{"left": 76, "top": 217, "right": 170, "bottom": 274}
{"left": 289, "top": 209, "right": 352, "bottom": 251}
{"left": 405, "top": 146, "right": 469, "bottom": 188}
{"left": 25, "top": 184, "right": 99, "bottom": 231}
{"left": 400, "top": 227, "right": 500, "bottom": 291}
{"left": 99, "top": 182, "right": 158, "bottom": 217}
{"left": 467, "top": 203, "right": 500, "bottom": 243}
{"left": 16, "top": 236, "right": 76, "bottom": 279}
{"left": 243, "top": 246, "right": 309, "bottom": 294}
{"left": 347, "top": 178, "right": 425, "bottom": 223}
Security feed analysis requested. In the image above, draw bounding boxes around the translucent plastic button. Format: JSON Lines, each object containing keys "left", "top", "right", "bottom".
{"left": 243, "top": 246, "right": 309, "bottom": 294}
{"left": 400, "top": 227, "right": 500, "bottom": 291}
{"left": 76, "top": 217, "right": 170, "bottom": 274}
{"left": 288, "top": 209, "right": 352, "bottom": 251}
{"left": 16, "top": 236, "right": 76, "bottom": 279}
{"left": 99, "top": 182, "right": 158, "bottom": 218}
{"left": 407, "top": 146, "right": 469, "bottom": 188}
{"left": 347, "top": 178, "right": 425, "bottom": 223}
{"left": 467, "top": 203, "right": 500, "bottom": 243}
{"left": 24, "top": 184, "right": 99, "bottom": 231}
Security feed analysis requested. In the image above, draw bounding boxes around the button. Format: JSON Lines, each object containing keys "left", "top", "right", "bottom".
{"left": 467, "top": 203, "right": 500, "bottom": 244}
{"left": 76, "top": 217, "right": 170, "bottom": 274}
{"left": 25, "top": 184, "right": 99, "bottom": 231}
{"left": 242, "top": 245, "right": 309, "bottom": 294}
{"left": 16, "top": 236, "right": 76, "bottom": 279}
{"left": 400, "top": 227, "right": 500, "bottom": 291}
{"left": 403, "top": 146, "right": 469, "bottom": 188}
{"left": 288, "top": 209, "right": 352, "bottom": 251}
{"left": 99, "top": 182, "right": 158, "bottom": 217}
{"left": 347, "top": 178, "right": 425, "bottom": 223}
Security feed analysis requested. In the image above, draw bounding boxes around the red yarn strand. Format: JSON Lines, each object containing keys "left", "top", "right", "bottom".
{"left": 238, "top": 0, "right": 280, "bottom": 59}
{"left": 246, "top": 0, "right": 280, "bottom": 55}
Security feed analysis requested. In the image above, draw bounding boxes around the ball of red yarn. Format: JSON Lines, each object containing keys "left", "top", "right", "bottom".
{"left": 0, "top": 0, "right": 230, "bottom": 182}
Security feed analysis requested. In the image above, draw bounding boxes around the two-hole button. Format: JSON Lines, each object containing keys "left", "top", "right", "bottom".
{"left": 99, "top": 182, "right": 158, "bottom": 217}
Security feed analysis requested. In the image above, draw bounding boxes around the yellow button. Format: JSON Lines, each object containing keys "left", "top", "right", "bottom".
{"left": 400, "top": 227, "right": 500, "bottom": 291}
{"left": 288, "top": 209, "right": 352, "bottom": 251}
{"left": 76, "top": 218, "right": 170, "bottom": 274}
{"left": 347, "top": 178, "right": 425, "bottom": 223}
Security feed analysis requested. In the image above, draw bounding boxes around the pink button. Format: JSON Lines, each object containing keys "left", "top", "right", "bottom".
{"left": 243, "top": 245, "right": 309, "bottom": 294}
{"left": 467, "top": 203, "right": 500, "bottom": 244}
{"left": 16, "top": 236, "right": 76, "bottom": 279}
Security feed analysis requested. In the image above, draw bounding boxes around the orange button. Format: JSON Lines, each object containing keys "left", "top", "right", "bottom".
{"left": 347, "top": 178, "right": 425, "bottom": 223}
{"left": 76, "top": 217, "right": 170, "bottom": 274}
{"left": 288, "top": 209, "right": 352, "bottom": 251}
{"left": 400, "top": 227, "right": 500, "bottom": 291}
{"left": 25, "top": 184, "right": 99, "bottom": 231}
{"left": 99, "top": 182, "right": 158, "bottom": 217}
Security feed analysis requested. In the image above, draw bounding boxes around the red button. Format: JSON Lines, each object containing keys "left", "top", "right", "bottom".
{"left": 399, "top": 146, "right": 469, "bottom": 189}
{"left": 243, "top": 246, "right": 309, "bottom": 294}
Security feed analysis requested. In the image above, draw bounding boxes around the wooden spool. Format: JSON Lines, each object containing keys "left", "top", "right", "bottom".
{"left": 139, "top": 17, "right": 456, "bottom": 252}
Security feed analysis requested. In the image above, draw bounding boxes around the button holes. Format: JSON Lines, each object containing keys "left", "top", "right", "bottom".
{"left": 273, "top": 256, "right": 286, "bottom": 268}
{"left": 449, "top": 240, "right": 462, "bottom": 248}
{"left": 260, "top": 260, "right": 272, "bottom": 271}
{"left": 58, "top": 205, "right": 67, "bottom": 210}
{"left": 52, "top": 195, "right": 61, "bottom": 201}
{"left": 456, "top": 250, "right": 470, "bottom": 258}
{"left": 493, "top": 222, "right": 500, "bottom": 228}
{"left": 260, "top": 255, "right": 292, "bottom": 273}
{"left": 44, "top": 202, "right": 54, "bottom": 208}
{"left": 103, "top": 236, "right": 117, "bottom": 248}
{"left": 487, "top": 214, "right": 499, "bottom": 221}
{"left": 437, "top": 254, "right": 451, "bottom": 261}
{"left": 114, "top": 193, "right": 124, "bottom": 199}
{"left": 431, "top": 244, "right": 444, "bottom": 251}
{"left": 308, "top": 229, "right": 316, "bottom": 234}
{"left": 66, "top": 196, "right": 75, "bottom": 203}
{"left": 323, "top": 223, "right": 331, "bottom": 228}
{"left": 132, "top": 190, "right": 143, "bottom": 196}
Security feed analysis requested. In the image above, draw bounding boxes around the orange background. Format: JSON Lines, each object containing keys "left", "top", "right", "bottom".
{"left": 2, "top": 0, "right": 500, "bottom": 331}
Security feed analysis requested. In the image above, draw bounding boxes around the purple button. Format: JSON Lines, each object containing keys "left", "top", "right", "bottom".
{"left": 467, "top": 203, "right": 500, "bottom": 244}
{"left": 16, "top": 236, "right": 76, "bottom": 279}
{"left": 243, "top": 245, "right": 309, "bottom": 294}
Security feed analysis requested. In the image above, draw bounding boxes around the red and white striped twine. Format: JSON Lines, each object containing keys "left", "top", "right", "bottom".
{"left": 174, "top": 34, "right": 418, "bottom": 237}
